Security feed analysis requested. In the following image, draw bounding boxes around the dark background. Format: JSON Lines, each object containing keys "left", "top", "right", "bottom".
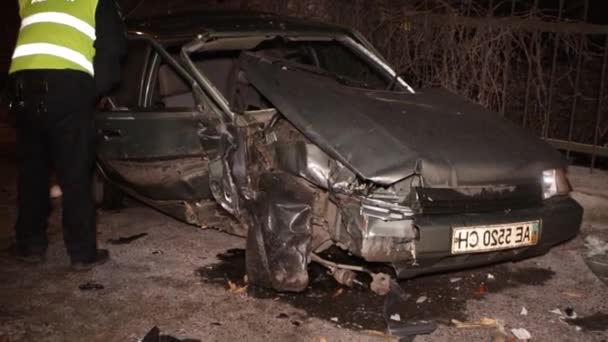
{"left": 0, "top": 0, "right": 607, "bottom": 91}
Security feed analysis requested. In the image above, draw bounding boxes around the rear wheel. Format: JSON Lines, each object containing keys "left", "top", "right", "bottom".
{"left": 92, "top": 170, "right": 124, "bottom": 209}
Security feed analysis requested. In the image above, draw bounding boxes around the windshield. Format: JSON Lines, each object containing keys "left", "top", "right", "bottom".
{"left": 178, "top": 37, "right": 408, "bottom": 112}
{"left": 252, "top": 39, "right": 390, "bottom": 90}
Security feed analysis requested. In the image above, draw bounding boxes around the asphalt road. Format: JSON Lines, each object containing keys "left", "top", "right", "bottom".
{"left": 0, "top": 155, "right": 607, "bottom": 342}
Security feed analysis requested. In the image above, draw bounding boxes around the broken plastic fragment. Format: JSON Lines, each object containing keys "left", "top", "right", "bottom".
{"left": 520, "top": 307, "right": 528, "bottom": 316}
{"left": 452, "top": 317, "right": 500, "bottom": 329}
{"left": 416, "top": 296, "right": 428, "bottom": 304}
{"left": 227, "top": 280, "right": 248, "bottom": 294}
{"left": 565, "top": 307, "right": 577, "bottom": 319}
{"left": 330, "top": 317, "right": 339, "bottom": 322}
{"left": 550, "top": 308, "right": 564, "bottom": 316}
{"left": 370, "top": 273, "right": 391, "bottom": 296}
{"left": 511, "top": 328, "right": 532, "bottom": 340}
{"left": 584, "top": 235, "right": 608, "bottom": 257}
{"left": 487, "top": 273, "right": 495, "bottom": 280}
{"left": 561, "top": 291, "right": 583, "bottom": 298}
{"left": 474, "top": 282, "right": 487, "bottom": 295}
{"left": 390, "top": 314, "right": 402, "bottom": 322}
{"left": 450, "top": 277, "right": 462, "bottom": 283}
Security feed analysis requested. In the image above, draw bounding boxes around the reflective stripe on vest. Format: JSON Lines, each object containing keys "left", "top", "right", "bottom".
{"left": 12, "top": 43, "right": 94, "bottom": 75}
{"left": 21, "top": 12, "right": 96, "bottom": 40}
{"left": 10, "top": 0, "right": 98, "bottom": 76}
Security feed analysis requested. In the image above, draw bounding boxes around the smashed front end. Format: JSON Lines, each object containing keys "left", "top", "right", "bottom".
{"left": 203, "top": 47, "right": 582, "bottom": 292}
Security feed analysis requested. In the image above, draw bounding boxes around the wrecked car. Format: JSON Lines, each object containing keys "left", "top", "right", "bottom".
{"left": 95, "top": 12, "right": 583, "bottom": 292}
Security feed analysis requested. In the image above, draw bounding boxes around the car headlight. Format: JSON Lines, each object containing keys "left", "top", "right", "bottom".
{"left": 542, "top": 169, "right": 572, "bottom": 199}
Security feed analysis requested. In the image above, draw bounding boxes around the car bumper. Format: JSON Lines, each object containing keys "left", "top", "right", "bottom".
{"left": 393, "top": 196, "right": 583, "bottom": 278}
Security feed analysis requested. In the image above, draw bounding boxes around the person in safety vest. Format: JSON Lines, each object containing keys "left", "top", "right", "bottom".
{"left": 8, "top": 0, "right": 126, "bottom": 271}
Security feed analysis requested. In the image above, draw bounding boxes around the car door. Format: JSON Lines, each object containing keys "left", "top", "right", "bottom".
{"left": 95, "top": 36, "right": 219, "bottom": 202}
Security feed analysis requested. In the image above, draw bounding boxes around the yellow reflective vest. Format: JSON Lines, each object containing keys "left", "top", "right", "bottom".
{"left": 9, "top": 0, "right": 99, "bottom": 76}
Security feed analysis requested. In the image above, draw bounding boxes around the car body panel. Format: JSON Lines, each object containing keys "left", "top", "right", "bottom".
{"left": 240, "top": 53, "right": 565, "bottom": 186}
{"left": 395, "top": 196, "right": 583, "bottom": 278}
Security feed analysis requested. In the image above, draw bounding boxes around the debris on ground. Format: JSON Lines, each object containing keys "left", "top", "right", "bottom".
{"left": 450, "top": 277, "right": 462, "bottom": 283}
{"left": 107, "top": 232, "right": 148, "bottom": 245}
{"left": 584, "top": 253, "right": 608, "bottom": 286}
{"left": 330, "top": 317, "right": 339, "bottom": 322}
{"left": 584, "top": 236, "right": 608, "bottom": 257}
{"left": 453, "top": 317, "right": 509, "bottom": 341}
{"left": 141, "top": 326, "right": 201, "bottom": 342}
{"left": 370, "top": 273, "right": 391, "bottom": 296}
{"left": 511, "top": 328, "right": 532, "bottom": 340}
{"left": 561, "top": 291, "right": 583, "bottom": 298}
{"left": 474, "top": 282, "right": 487, "bottom": 296}
{"left": 332, "top": 288, "right": 345, "bottom": 298}
{"left": 452, "top": 317, "right": 502, "bottom": 329}
{"left": 361, "top": 330, "right": 392, "bottom": 339}
{"left": 550, "top": 308, "right": 563, "bottom": 316}
{"left": 78, "top": 282, "right": 104, "bottom": 291}
{"left": 565, "top": 312, "right": 608, "bottom": 332}
{"left": 387, "top": 320, "right": 438, "bottom": 341}
{"left": 416, "top": 296, "right": 428, "bottom": 304}
{"left": 384, "top": 279, "right": 437, "bottom": 340}
{"left": 487, "top": 273, "right": 495, "bottom": 280}
{"left": 565, "top": 307, "right": 577, "bottom": 319}
{"left": 520, "top": 307, "right": 528, "bottom": 316}
{"left": 227, "top": 280, "right": 247, "bottom": 294}
{"left": 276, "top": 313, "right": 289, "bottom": 319}
{"left": 583, "top": 236, "right": 608, "bottom": 285}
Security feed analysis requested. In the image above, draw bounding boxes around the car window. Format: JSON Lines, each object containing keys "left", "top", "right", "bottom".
{"left": 152, "top": 59, "right": 195, "bottom": 109}
{"left": 310, "top": 42, "right": 388, "bottom": 90}
{"left": 146, "top": 45, "right": 196, "bottom": 109}
{"left": 108, "top": 39, "right": 151, "bottom": 109}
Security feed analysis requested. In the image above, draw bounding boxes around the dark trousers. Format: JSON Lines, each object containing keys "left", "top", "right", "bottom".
{"left": 11, "top": 69, "right": 98, "bottom": 263}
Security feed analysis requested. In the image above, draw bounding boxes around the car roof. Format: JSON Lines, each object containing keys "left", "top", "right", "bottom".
{"left": 127, "top": 10, "right": 354, "bottom": 43}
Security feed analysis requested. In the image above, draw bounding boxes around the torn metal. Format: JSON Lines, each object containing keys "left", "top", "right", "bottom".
{"left": 245, "top": 173, "right": 315, "bottom": 292}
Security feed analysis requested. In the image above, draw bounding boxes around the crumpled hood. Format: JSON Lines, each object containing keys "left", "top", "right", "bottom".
{"left": 241, "top": 54, "right": 565, "bottom": 187}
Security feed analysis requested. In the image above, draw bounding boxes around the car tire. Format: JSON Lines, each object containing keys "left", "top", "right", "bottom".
{"left": 92, "top": 170, "right": 124, "bottom": 209}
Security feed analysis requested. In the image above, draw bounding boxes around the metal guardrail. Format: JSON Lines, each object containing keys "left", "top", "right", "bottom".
{"left": 544, "top": 138, "right": 608, "bottom": 159}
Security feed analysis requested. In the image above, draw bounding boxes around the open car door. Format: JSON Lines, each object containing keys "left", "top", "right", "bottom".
{"left": 94, "top": 37, "right": 219, "bottom": 215}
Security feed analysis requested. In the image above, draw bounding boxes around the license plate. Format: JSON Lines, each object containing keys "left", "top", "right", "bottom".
{"left": 451, "top": 220, "right": 540, "bottom": 254}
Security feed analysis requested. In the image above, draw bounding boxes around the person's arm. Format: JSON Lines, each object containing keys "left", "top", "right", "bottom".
{"left": 93, "top": 0, "right": 127, "bottom": 97}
